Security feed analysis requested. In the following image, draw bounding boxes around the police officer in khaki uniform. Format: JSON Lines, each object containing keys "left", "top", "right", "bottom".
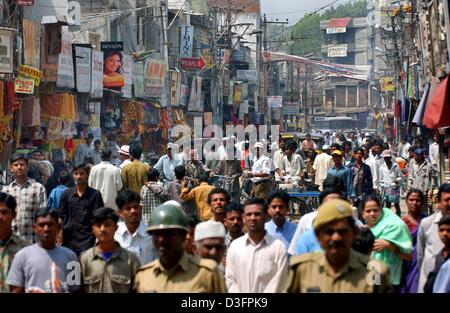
{"left": 134, "top": 203, "right": 227, "bottom": 293}
{"left": 286, "top": 199, "right": 393, "bottom": 293}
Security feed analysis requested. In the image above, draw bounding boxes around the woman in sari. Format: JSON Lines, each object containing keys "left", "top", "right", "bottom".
{"left": 361, "top": 194, "right": 413, "bottom": 291}
{"left": 400, "top": 189, "right": 427, "bottom": 293}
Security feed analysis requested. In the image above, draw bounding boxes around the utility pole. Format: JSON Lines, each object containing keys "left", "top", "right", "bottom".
{"left": 160, "top": 1, "right": 171, "bottom": 114}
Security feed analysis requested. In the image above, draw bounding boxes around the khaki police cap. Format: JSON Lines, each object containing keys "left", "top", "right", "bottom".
{"left": 313, "top": 199, "right": 353, "bottom": 230}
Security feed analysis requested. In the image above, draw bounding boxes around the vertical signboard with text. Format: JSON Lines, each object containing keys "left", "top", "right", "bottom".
{"left": 180, "top": 25, "right": 194, "bottom": 58}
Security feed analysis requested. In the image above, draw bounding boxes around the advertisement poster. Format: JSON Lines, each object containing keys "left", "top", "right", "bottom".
{"left": 56, "top": 33, "right": 75, "bottom": 89}
{"left": 132, "top": 61, "right": 144, "bottom": 98}
{"left": 14, "top": 77, "right": 35, "bottom": 94}
{"left": 188, "top": 76, "right": 203, "bottom": 112}
{"left": 91, "top": 50, "right": 103, "bottom": 98}
{"left": 101, "top": 41, "right": 124, "bottom": 88}
{"left": 180, "top": 25, "right": 194, "bottom": 57}
{"left": 267, "top": 96, "right": 283, "bottom": 108}
{"left": 121, "top": 54, "right": 133, "bottom": 98}
{"left": 73, "top": 44, "right": 92, "bottom": 93}
{"left": 18, "top": 65, "right": 42, "bottom": 86}
{"left": 41, "top": 24, "right": 61, "bottom": 82}
{"left": 144, "top": 58, "right": 167, "bottom": 97}
{"left": 23, "top": 20, "right": 40, "bottom": 67}
{"left": 170, "top": 71, "right": 182, "bottom": 106}
{"left": 0, "top": 28, "right": 14, "bottom": 73}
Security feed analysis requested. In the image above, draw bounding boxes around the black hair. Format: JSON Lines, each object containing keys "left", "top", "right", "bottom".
{"left": 73, "top": 162, "right": 90, "bottom": 174}
{"left": 286, "top": 140, "right": 297, "bottom": 151}
{"left": 306, "top": 133, "right": 311, "bottom": 138}
{"left": 147, "top": 168, "right": 160, "bottom": 182}
{"left": 129, "top": 144, "right": 143, "bottom": 159}
{"left": 243, "top": 197, "right": 268, "bottom": 214}
{"left": 267, "top": 190, "right": 290, "bottom": 207}
{"left": 58, "top": 171, "right": 70, "bottom": 185}
{"left": 224, "top": 201, "right": 243, "bottom": 215}
{"left": 94, "top": 139, "right": 101, "bottom": 146}
{"left": 319, "top": 188, "right": 345, "bottom": 204}
{"left": 174, "top": 165, "right": 186, "bottom": 180}
{"left": 34, "top": 207, "right": 59, "bottom": 222}
{"left": 91, "top": 207, "right": 119, "bottom": 225}
{"left": 10, "top": 153, "right": 28, "bottom": 164}
{"left": 352, "top": 228, "right": 375, "bottom": 255}
{"left": 370, "top": 140, "right": 381, "bottom": 147}
{"left": 101, "top": 149, "right": 112, "bottom": 161}
{"left": 406, "top": 189, "right": 425, "bottom": 202}
{"left": 330, "top": 143, "right": 341, "bottom": 151}
{"left": 207, "top": 187, "right": 231, "bottom": 205}
{"left": 438, "top": 183, "right": 450, "bottom": 201}
{"left": 438, "top": 215, "right": 450, "bottom": 227}
{"left": 360, "top": 193, "right": 382, "bottom": 212}
{"left": 322, "top": 176, "right": 344, "bottom": 191}
{"left": 343, "top": 141, "right": 352, "bottom": 148}
{"left": 198, "top": 171, "right": 209, "bottom": 183}
{"left": 353, "top": 147, "right": 365, "bottom": 154}
{"left": 84, "top": 156, "right": 94, "bottom": 164}
{"left": 0, "top": 192, "right": 17, "bottom": 215}
{"left": 116, "top": 189, "right": 141, "bottom": 210}
{"left": 187, "top": 214, "right": 200, "bottom": 228}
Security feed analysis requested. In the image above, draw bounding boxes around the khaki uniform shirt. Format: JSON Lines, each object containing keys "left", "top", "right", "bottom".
{"left": 134, "top": 252, "right": 227, "bottom": 293}
{"left": 286, "top": 250, "right": 393, "bottom": 293}
{"left": 80, "top": 243, "right": 141, "bottom": 293}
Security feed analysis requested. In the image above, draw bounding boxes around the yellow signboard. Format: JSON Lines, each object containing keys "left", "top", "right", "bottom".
{"left": 18, "top": 65, "right": 42, "bottom": 86}
{"left": 381, "top": 77, "right": 395, "bottom": 92}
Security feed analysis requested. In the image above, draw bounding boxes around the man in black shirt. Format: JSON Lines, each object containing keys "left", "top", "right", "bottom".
{"left": 57, "top": 163, "right": 104, "bottom": 255}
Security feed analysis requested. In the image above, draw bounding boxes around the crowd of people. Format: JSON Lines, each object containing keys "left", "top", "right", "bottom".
{"left": 0, "top": 130, "right": 449, "bottom": 293}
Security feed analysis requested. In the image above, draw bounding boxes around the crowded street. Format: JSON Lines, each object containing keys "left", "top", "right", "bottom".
{"left": 0, "top": 0, "right": 449, "bottom": 295}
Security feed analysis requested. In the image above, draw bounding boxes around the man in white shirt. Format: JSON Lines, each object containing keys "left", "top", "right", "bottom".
{"left": 280, "top": 140, "right": 305, "bottom": 183}
{"left": 417, "top": 183, "right": 450, "bottom": 292}
{"left": 114, "top": 189, "right": 158, "bottom": 265}
{"left": 398, "top": 136, "right": 411, "bottom": 160}
{"left": 429, "top": 133, "right": 440, "bottom": 170}
{"left": 361, "top": 144, "right": 379, "bottom": 192}
{"left": 225, "top": 198, "right": 288, "bottom": 292}
{"left": 248, "top": 142, "right": 274, "bottom": 200}
{"left": 313, "top": 145, "right": 333, "bottom": 190}
{"left": 153, "top": 143, "right": 183, "bottom": 187}
{"left": 88, "top": 149, "right": 123, "bottom": 211}
{"left": 273, "top": 139, "right": 286, "bottom": 181}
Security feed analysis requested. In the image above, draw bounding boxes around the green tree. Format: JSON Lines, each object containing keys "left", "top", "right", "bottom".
{"left": 290, "top": 0, "right": 368, "bottom": 56}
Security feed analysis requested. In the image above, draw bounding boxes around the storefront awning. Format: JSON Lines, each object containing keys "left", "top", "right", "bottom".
{"left": 423, "top": 74, "right": 450, "bottom": 129}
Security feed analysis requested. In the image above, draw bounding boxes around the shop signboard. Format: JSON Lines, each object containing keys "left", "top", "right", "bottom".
{"left": 73, "top": 44, "right": 92, "bottom": 93}
{"left": 14, "top": 77, "right": 35, "bottom": 94}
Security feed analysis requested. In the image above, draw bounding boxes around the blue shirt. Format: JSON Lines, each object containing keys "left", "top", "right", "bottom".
{"left": 294, "top": 228, "right": 322, "bottom": 255}
{"left": 47, "top": 185, "right": 68, "bottom": 209}
{"left": 327, "top": 165, "right": 354, "bottom": 198}
{"left": 433, "top": 258, "right": 450, "bottom": 293}
{"left": 265, "top": 219, "right": 297, "bottom": 249}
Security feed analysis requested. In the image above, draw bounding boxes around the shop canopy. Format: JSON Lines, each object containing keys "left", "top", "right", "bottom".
{"left": 423, "top": 74, "right": 450, "bottom": 129}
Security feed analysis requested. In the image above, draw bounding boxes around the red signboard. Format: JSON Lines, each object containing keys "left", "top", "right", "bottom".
{"left": 180, "top": 57, "right": 206, "bottom": 70}
{"left": 17, "top": 0, "right": 34, "bottom": 5}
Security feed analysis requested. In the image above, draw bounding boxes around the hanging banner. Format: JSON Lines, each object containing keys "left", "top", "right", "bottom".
{"left": 101, "top": 41, "right": 124, "bottom": 88}
{"left": 14, "top": 77, "right": 35, "bottom": 94}
{"left": 18, "top": 65, "right": 42, "bottom": 86}
{"left": 73, "top": 44, "right": 92, "bottom": 93}
{"left": 236, "top": 70, "right": 257, "bottom": 82}
{"left": 56, "top": 33, "right": 75, "bottom": 89}
{"left": 41, "top": 24, "right": 61, "bottom": 82}
{"left": 0, "top": 28, "right": 14, "bottom": 73}
{"left": 267, "top": 96, "right": 283, "bottom": 108}
{"left": 380, "top": 76, "right": 395, "bottom": 92}
{"left": 144, "top": 59, "right": 167, "bottom": 97}
{"left": 263, "top": 51, "right": 371, "bottom": 81}
{"left": 23, "top": 20, "right": 40, "bottom": 67}
{"left": 170, "top": 71, "right": 182, "bottom": 106}
{"left": 132, "top": 61, "right": 145, "bottom": 98}
{"left": 91, "top": 50, "right": 103, "bottom": 98}
{"left": 121, "top": 54, "right": 133, "bottom": 99}
{"left": 180, "top": 25, "right": 194, "bottom": 57}
{"left": 188, "top": 76, "right": 203, "bottom": 112}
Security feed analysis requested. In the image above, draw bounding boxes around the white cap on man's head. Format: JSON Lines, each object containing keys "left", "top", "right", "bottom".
{"left": 254, "top": 142, "right": 264, "bottom": 149}
{"left": 119, "top": 145, "right": 130, "bottom": 156}
{"left": 194, "top": 221, "right": 226, "bottom": 242}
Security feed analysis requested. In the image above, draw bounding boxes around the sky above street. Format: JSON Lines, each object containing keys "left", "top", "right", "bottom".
{"left": 261, "top": 0, "right": 351, "bottom": 25}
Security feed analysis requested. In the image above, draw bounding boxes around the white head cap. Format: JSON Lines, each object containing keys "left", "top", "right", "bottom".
{"left": 163, "top": 200, "right": 182, "bottom": 209}
{"left": 254, "top": 142, "right": 264, "bottom": 149}
{"left": 194, "top": 221, "right": 226, "bottom": 242}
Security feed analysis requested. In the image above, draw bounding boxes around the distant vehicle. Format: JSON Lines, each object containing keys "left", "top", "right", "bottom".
{"left": 280, "top": 132, "right": 324, "bottom": 149}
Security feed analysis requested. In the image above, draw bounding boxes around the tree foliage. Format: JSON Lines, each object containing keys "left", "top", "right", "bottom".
{"left": 290, "top": 0, "right": 368, "bottom": 56}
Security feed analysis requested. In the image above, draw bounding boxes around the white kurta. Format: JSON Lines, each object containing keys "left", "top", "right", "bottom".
{"left": 312, "top": 152, "right": 333, "bottom": 188}
{"left": 225, "top": 233, "right": 288, "bottom": 293}
{"left": 88, "top": 161, "right": 123, "bottom": 210}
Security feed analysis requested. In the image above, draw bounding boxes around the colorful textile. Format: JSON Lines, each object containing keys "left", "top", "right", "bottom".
{"left": 370, "top": 208, "right": 413, "bottom": 285}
